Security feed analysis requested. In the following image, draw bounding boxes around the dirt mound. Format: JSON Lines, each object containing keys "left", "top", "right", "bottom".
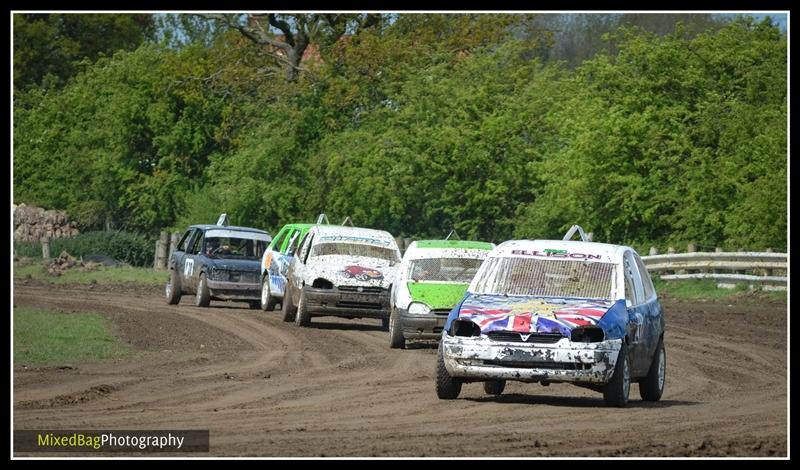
{"left": 46, "top": 251, "right": 104, "bottom": 276}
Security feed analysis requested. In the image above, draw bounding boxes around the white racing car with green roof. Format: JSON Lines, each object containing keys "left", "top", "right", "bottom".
{"left": 389, "top": 240, "right": 494, "bottom": 349}
{"left": 282, "top": 225, "right": 402, "bottom": 328}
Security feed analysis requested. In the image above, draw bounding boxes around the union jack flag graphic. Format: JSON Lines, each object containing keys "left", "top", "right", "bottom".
{"left": 458, "top": 295, "right": 612, "bottom": 335}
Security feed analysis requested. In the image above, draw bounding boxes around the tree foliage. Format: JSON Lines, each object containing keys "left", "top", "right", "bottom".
{"left": 13, "top": 13, "right": 154, "bottom": 91}
{"left": 14, "top": 15, "right": 787, "bottom": 251}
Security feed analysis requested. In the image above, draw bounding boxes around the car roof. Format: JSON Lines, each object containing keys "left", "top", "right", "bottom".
{"left": 489, "top": 239, "right": 631, "bottom": 264}
{"left": 311, "top": 225, "right": 397, "bottom": 245}
{"left": 404, "top": 240, "right": 495, "bottom": 261}
{"left": 190, "top": 224, "right": 270, "bottom": 235}
{"left": 413, "top": 240, "right": 495, "bottom": 250}
{"left": 280, "top": 223, "right": 316, "bottom": 231}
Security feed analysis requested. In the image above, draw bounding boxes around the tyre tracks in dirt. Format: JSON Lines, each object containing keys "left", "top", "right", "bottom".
{"left": 13, "top": 284, "right": 787, "bottom": 456}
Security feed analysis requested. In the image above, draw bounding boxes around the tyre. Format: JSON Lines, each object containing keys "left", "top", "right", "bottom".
{"left": 639, "top": 338, "right": 666, "bottom": 402}
{"left": 195, "top": 273, "right": 211, "bottom": 308}
{"left": 435, "top": 342, "right": 462, "bottom": 399}
{"left": 603, "top": 342, "right": 631, "bottom": 407}
{"left": 483, "top": 380, "right": 506, "bottom": 395}
{"left": 281, "top": 283, "right": 297, "bottom": 322}
{"left": 388, "top": 308, "right": 405, "bottom": 349}
{"left": 294, "top": 288, "right": 311, "bottom": 327}
{"left": 165, "top": 269, "right": 181, "bottom": 305}
{"left": 260, "top": 276, "right": 276, "bottom": 311}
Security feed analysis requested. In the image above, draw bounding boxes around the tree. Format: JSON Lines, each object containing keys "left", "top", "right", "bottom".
{"left": 13, "top": 13, "right": 155, "bottom": 90}
{"left": 200, "top": 13, "right": 383, "bottom": 81}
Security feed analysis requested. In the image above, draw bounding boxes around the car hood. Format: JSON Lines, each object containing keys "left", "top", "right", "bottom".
{"left": 207, "top": 258, "right": 261, "bottom": 273}
{"left": 407, "top": 282, "right": 470, "bottom": 310}
{"left": 454, "top": 294, "right": 627, "bottom": 339}
{"left": 308, "top": 255, "right": 398, "bottom": 287}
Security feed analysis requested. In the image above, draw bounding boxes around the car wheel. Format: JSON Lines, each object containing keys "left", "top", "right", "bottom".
{"left": 260, "top": 277, "right": 276, "bottom": 311}
{"left": 435, "top": 342, "right": 462, "bottom": 399}
{"left": 166, "top": 269, "right": 181, "bottom": 305}
{"left": 195, "top": 273, "right": 211, "bottom": 308}
{"left": 639, "top": 338, "right": 666, "bottom": 401}
{"left": 295, "top": 288, "right": 311, "bottom": 327}
{"left": 603, "top": 342, "right": 630, "bottom": 407}
{"left": 281, "top": 282, "right": 297, "bottom": 322}
{"left": 388, "top": 308, "right": 405, "bottom": 349}
{"left": 483, "top": 380, "right": 506, "bottom": 395}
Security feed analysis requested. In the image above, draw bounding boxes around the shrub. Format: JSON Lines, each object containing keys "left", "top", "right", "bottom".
{"left": 13, "top": 231, "right": 154, "bottom": 267}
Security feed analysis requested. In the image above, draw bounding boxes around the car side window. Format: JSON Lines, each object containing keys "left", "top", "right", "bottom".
{"left": 624, "top": 251, "right": 645, "bottom": 306}
{"left": 624, "top": 267, "right": 635, "bottom": 307}
{"left": 283, "top": 230, "right": 300, "bottom": 254}
{"left": 189, "top": 232, "right": 204, "bottom": 255}
{"left": 177, "top": 229, "right": 194, "bottom": 252}
{"left": 287, "top": 231, "right": 304, "bottom": 256}
{"left": 270, "top": 228, "right": 288, "bottom": 253}
{"left": 634, "top": 253, "right": 655, "bottom": 301}
{"left": 297, "top": 232, "right": 314, "bottom": 263}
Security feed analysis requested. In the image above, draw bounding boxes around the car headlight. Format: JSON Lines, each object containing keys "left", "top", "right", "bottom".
{"left": 408, "top": 302, "right": 431, "bottom": 315}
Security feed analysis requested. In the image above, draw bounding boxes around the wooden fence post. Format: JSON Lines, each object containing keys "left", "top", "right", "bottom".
{"left": 168, "top": 232, "right": 179, "bottom": 264}
{"left": 667, "top": 246, "right": 676, "bottom": 275}
{"left": 41, "top": 238, "right": 50, "bottom": 260}
{"left": 685, "top": 243, "right": 696, "bottom": 274}
{"left": 153, "top": 239, "right": 161, "bottom": 270}
{"left": 155, "top": 231, "right": 169, "bottom": 270}
{"left": 737, "top": 249, "right": 746, "bottom": 275}
{"left": 765, "top": 248, "right": 773, "bottom": 276}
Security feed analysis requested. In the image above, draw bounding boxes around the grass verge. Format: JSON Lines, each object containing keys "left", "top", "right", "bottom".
{"left": 13, "top": 263, "right": 165, "bottom": 287}
{"left": 14, "top": 306, "right": 132, "bottom": 365}
{"left": 652, "top": 277, "right": 786, "bottom": 302}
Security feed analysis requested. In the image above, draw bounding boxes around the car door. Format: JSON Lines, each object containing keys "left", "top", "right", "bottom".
{"left": 171, "top": 229, "right": 194, "bottom": 284}
{"left": 264, "top": 227, "right": 290, "bottom": 293}
{"left": 182, "top": 230, "right": 205, "bottom": 293}
{"left": 287, "top": 230, "right": 314, "bottom": 305}
{"left": 623, "top": 250, "right": 651, "bottom": 377}
{"left": 633, "top": 251, "right": 664, "bottom": 371}
{"left": 274, "top": 228, "right": 303, "bottom": 296}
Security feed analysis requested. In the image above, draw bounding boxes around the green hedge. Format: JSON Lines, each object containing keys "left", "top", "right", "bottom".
{"left": 14, "top": 231, "right": 154, "bottom": 267}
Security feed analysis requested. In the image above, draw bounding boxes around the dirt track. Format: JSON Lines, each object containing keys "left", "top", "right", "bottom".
{"left": 13, "top": 282, "right": 787, "bottom": 457}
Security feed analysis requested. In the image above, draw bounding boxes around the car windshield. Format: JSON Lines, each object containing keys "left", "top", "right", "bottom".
{"left": 310, "top": 242, "right": 399, "bottom": 262}
{"left": 409, "top": 257, "right": 484, "bottom": 283}
{"left": 471, "top": 257, "right": 615, "bottom": 299}
{"left": 204, "top": 236, "right": 266, "bottom": 260}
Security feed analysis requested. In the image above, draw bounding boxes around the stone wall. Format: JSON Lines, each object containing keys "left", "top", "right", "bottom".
{"left": 13, "top": 203, "right": 79, "bottom": 242}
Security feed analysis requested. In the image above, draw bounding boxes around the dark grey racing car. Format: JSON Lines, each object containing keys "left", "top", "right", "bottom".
{"left": 165, "top": 220, "right": 271, "bottom": 308}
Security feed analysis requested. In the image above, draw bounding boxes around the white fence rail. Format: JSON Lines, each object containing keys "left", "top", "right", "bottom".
{"left": 641, "top": 251, "right": 787, "bottom": 291}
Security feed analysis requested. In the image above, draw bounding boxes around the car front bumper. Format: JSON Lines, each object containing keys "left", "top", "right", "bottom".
{"left": 304, "top": 287, "right": 391, "bottom": 319}
{"left": 207, "top": 280, "right": 261, "bottom": 301}
{"left": 398, "top": 308, "right": 448, "bottom": 339}
{"left": 441, "top": 335, "right": 622, "bottom": 384}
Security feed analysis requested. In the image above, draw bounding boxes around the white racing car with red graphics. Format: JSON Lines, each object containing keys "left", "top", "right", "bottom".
{"left": 281, "top": 225, "right": 402, "bottom": 328}
{"left": 436, "top": 238, "right": 666, "bottom": 407}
